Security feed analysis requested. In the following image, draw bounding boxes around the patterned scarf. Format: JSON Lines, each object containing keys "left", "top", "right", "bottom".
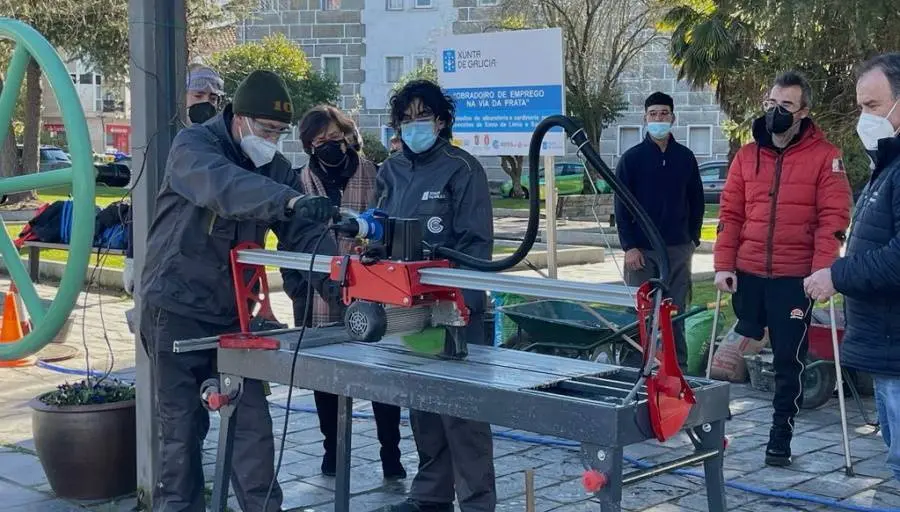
{"left": 299, "top": 157, "right": 377, "bottom": 326}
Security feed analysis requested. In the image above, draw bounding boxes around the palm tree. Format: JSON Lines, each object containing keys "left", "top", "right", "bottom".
{"left": 660, "top": 1, "right": 760, "bottom": 158}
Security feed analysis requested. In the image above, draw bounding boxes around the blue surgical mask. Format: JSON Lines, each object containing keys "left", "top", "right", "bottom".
{"left": 647, "top": 122, "right": 672, "bottom": 140}
{"left": 401, "top": 120, "right": 438, "bottom": 154}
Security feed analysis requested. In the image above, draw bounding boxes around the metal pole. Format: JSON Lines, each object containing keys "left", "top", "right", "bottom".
{"left": 129, "top": 0, "right": 187, "bottom": 505}
{"left": 829, "top": 297, "right": 854, "bottom": 476}
{"left": 544, "top": 154, "right": 557, "bottom": 278}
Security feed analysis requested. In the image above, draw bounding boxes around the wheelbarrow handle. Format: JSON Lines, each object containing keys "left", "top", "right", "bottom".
{"left": 706, "top": 290, "right": 723, "bottom": 379}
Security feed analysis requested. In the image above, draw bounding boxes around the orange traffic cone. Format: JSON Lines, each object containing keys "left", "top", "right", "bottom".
{"left": 0, "top": 286, "right": 35, "bottom": 368}
{"left": 9, "top": 284, "right": 31, "bottom": 335}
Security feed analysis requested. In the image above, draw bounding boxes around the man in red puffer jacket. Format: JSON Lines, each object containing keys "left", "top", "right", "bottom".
{"left": 714, "top": 71, "right": 852, "bottom": 468}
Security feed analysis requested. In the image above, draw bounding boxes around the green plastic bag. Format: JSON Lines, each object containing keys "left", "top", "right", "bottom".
{"left": 685, "top": 309, "right": 726, "bottom": 375}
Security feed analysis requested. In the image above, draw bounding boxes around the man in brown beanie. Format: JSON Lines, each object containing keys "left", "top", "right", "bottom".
{"left": 139, "top": 69, "right": 336, "bottom": 511}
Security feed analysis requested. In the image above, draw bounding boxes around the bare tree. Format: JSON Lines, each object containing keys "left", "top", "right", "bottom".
{"left": 498, "top": 0, "right": 661, "bottom": 189}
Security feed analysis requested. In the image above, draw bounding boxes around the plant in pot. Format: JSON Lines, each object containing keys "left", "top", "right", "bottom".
{"left": 30, "top": 377, "right": 137, "bottom": 501}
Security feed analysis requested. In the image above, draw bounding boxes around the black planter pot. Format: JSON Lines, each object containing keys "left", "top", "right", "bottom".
{"left": 30, "top": 396, "right": 136, "bottom": 501}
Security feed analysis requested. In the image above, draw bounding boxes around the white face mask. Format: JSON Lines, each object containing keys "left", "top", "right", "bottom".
{"left": 856, "top": 99, "right": 900, "bottom": 151}
{"left": 239, "top": 118, "right": 278, "bottom": 167}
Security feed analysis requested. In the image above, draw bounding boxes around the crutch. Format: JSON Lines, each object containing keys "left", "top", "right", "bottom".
{"left": 830, "top": 296, "right": 855, "bottom": 476}
{"left": 705, "top": 289, "right": 723, "bottom": 379}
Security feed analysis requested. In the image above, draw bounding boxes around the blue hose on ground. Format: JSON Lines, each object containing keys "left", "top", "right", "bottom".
{"left": 33, "top": 360, "right": 894, "bottom": 512}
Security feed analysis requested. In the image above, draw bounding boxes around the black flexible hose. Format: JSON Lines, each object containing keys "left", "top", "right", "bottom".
{"left": 436, "top": 115, "right": 670, "bottom": 285}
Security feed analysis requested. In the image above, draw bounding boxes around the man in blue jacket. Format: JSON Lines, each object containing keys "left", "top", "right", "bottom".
{"left": 615, "top": 91, "right": 705, "bottom": 369}
{"left": 139, "top": 70, "right": 334, "bottom": 511}
{"left": 804, "top": 52, "right": 900, "bottom": 481}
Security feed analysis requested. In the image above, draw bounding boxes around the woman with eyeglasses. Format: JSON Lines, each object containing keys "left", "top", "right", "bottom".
{"left": 376, "top": 80, "right": 496, "bottom": 512}
{"left": 279, "top": 105, "right": 407, "bottom": 481}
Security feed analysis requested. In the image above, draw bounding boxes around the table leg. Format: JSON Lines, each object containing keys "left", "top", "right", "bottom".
{"left": 28, "top": 246, "right": 39, "bottom": 284}
{"left": 581, "top": 443, "right": 623, "bottom": 512}
{"left": 210, "top": 375, "right": 241, "bottom": 512}
{"left": 335, "top": 395, "right": 353, "bottom": 512}
{"left": 698, "top": 421, "right": 727, "bottom": 512}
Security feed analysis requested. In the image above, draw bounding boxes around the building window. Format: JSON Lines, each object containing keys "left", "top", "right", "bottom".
{"left": 414, "top": 56, "right": 433, "bottom": 69}
{"left": 477, "top": 0, "right": 499, "bottom": 5}
{"left": 617, "top": 125, "right": 642, "bottom": 156}
{"left": 69, "top": 73, "right": 76, "bottom": 83}
{"left": 687, "top": 125, "right": 713, "bottom": 156}
{"left": 414, "top": 0, "right": 433, "bottom": 7}
{"left": 385, "top": 56, "right": 404, "bottom": 83}
{"left": 94, "top": 74, "right": 102, "bottom": 112}
{"left": 386, "top": 0, "right": 403, "bottom": 10}
{"left": 322, "top": 56, "right": 343, "bottom": 84}
{"left": 79, "top": 73, "right": 92, "bottom": 85}
{"left": 321, "top": 0, "right": 340, "bottom": 10}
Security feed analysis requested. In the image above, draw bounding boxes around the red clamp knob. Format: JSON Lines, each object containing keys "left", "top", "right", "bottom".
{"left": 207, "top": 392, "right": 230, "bottom": 411}
{"left": 582, "top": 470, "right": 608, "bottom": 493}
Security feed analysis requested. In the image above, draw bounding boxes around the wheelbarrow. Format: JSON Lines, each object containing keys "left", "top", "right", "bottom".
{"left": 498, "top": 299, "right": 715, "bottom": 363}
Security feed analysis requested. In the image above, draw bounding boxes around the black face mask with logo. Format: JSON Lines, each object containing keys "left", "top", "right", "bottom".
{"left": 188, "top": 102, "right": 217, "bottom": 125}
{"left": 765, "top": 105, "right": 795, "bottom": 135}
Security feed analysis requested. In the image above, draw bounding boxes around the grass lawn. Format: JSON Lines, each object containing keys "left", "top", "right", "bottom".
{"left": 492, "top": 196, "right": 721, "bottom": 220}
{"left": 38, "top": 185, "right": 129, "bottom": 208}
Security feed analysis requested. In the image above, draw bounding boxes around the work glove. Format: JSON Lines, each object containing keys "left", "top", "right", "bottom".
{"left": 714, "top": 271, "right": 737, "bottom": 293}
{"left": 289, "top": 195, "right": 333, "bottom": 223}
{"left": 123, "top": 258, "right": 135, "bottom": 296}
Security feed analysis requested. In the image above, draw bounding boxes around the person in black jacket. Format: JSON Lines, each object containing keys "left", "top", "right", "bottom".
{"left": 614, "top": 91, "right": 705, "bottom": 369}
{"left": 139, "top": 70, "right": 334, "bottom": 511}
{"left": 804, "top": 52, "right": 900, "bottom": 482}
{"left": 123, "top": 65, "right": 226, "bottom": 295}
{"left": 378, "top": 80, "right": 495, "bottom": 512}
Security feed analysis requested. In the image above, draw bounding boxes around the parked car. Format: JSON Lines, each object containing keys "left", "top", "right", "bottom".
{"left": 95, "top": 161, "right": 132, "bottom": 188}
{"left": 499, "top": 162, "right": 609, "bottom": 198}
{"left": 15, "top": 144, "right": 72, "bottom": 172}
{"left": 699, "top": 159, "right": 730, "bottom": 204}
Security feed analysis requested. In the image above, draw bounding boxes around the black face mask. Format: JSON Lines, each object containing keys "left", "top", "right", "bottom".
{"left": 765, "top": 106, "right": 795, "bottom": 135}
{"left": 188, "top": 102, "right": 217, "bottom": 125}
{"left": 314, "top": 140, "right": 349, "bottom": 169}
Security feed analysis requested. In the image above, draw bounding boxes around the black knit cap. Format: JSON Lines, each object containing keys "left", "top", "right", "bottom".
{"left": 232, "top": 70, "right": 294, "bottom": 124}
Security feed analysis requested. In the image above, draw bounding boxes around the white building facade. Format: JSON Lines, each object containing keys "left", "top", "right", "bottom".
{"left": 241, "top": 0, "right": 728, "bottom": 177}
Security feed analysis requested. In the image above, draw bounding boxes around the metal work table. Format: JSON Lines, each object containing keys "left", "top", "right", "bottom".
{"left": 177, "top": 328, "right": 730, "bottom": 512}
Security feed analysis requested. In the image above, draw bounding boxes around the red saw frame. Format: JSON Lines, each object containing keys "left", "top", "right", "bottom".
{"left": 635, "top": 282, "right": 697, "bottom": 442}
{"left": 329, "top": 256, "right": 469, "bottom": 324}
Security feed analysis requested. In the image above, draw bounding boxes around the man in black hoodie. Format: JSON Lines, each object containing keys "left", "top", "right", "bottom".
{"left": 615, "top": 91, "right": 705, "bottom": 370}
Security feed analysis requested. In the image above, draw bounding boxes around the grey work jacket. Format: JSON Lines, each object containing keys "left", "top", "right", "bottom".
{"left": 140, "top": 105, "right": 333, "bottom": 329}
{"left": 374, "top": 138, "right": 494, "bottom": 327}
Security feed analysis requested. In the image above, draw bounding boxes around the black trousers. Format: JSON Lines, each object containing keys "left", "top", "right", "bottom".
{"left": 140, "top": 304, "right": 282, "bottom": 512}
{"left": 314, "top": 391, "right": 401, "bottom": 463}
{"left": 733, "top": 272, "right": 812, "bottom": 430}
{"left": 409, "top": 312, "right": 497, "bottom": 511}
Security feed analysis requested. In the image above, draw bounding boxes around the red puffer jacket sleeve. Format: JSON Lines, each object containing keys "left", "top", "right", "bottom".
{"left": 714, "top": 150, "right": 747, "bottom": 272}
{"left": 811, "top": 148, "right": 852, "bottom": 272}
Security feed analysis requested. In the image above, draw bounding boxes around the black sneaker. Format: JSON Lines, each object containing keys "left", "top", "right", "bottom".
{"left": 380, "top": 499, "right": 453, "bottom": 512}
{"left": 321, "top": 452, "right": 336, "bottom": 477}
{"left": 765, "top": 426, "right": 793, "bottom": 467}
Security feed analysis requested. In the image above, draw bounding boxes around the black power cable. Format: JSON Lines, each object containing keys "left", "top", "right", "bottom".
{"left": 263, "top": 226, "right": 333, "bottom": 511}
{"left": 434, "top": 115, "right": 670, "bottom": 287}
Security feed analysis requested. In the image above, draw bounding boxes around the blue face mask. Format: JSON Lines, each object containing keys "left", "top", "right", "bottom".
{"left": 647, "top": 122, "right": 672, "bottom": 140}
{"left": 401, "top": 120, "right": 438, "bottom": 154}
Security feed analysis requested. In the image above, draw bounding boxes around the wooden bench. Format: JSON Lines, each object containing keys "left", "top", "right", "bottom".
{"left": 23, "top": 242, "right": 126, "bottom": 284}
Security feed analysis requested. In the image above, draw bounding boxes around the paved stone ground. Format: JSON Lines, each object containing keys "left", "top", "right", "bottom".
{"left": 0, "top": 260, "right": 898, "bottom": 511}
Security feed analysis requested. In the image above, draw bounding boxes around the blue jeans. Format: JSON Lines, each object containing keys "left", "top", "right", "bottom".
{"left": 875, "top": 376, "right": 900, "bottom": 481}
